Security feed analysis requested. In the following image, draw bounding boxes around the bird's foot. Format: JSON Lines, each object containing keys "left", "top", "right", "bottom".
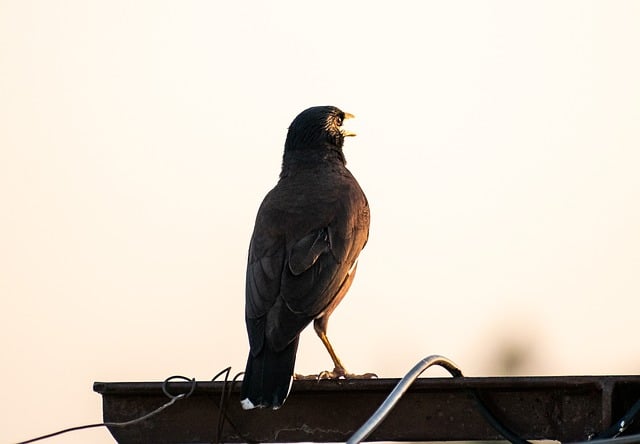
{"left": 302, "top": 367, "right": 377, "bottom": 380}
{"left": 293, "top": 373, "right": 319, "bottom": 380}
{"left": 349, "top": 371, "right": 378, "bottom": 379}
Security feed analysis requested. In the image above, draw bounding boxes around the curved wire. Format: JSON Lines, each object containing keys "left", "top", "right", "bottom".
{"left": 346, "top": 354, "right": 462, "bottom": 444}
{"left": 15, "top": 376, "right": 197, "bottom": 444}
{"left": 470, "top": 388, "right": 530, "bottom": 444}
{"left": 16, "top": 423, "right": 108, "bottom": 444}
{"left": 571, "top": 433, "right": 640, "bottom": 444}
{"left": 594, "top": 398, "right": 640, "bottom": 440}
{"left": 215, "top": 371, "right": 246, "bottom": 444}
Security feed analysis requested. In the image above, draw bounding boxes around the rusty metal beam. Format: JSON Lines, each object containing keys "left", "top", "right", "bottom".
{"left": 93, "top": 375, "right": 640, "bottom": 443}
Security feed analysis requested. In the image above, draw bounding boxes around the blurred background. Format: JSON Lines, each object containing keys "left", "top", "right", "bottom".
{"left": 2, "top": 1, "right": 639, "bottom": 442}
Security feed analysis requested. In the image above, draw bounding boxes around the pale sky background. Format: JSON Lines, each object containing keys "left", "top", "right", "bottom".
{"left": 2, "top": 1, "right": 640, "bottom": 443}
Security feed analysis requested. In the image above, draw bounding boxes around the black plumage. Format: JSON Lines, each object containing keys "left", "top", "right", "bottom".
{"left": 241, "top": 106, "right": 370, "bottom": 410}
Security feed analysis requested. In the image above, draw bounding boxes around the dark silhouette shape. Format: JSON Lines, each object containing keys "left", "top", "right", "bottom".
{"left": 241, "top": 106, "right": 370, "bottom": 409}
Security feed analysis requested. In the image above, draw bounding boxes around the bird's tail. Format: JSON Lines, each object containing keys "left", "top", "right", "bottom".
{"left": 240, "top": 337, "right": 299, "bottom": 410}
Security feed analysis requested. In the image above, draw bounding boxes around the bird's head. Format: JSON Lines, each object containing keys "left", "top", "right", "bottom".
{"left": 284, "top": 106, "right": 355, "bottom": 153}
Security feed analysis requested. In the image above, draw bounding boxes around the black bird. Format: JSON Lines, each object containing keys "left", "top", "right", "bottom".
{"left": 241, "top": 106, "right": 370, "bottom": 410}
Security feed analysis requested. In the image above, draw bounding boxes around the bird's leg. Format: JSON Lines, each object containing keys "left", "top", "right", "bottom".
{"left": 317, "top": 329, "right": 348, "bottom": 378}
{"left": 313, "top": 317, "right": 377, "bottom": 380}
{"left": 293, "top": 321, "right": 346, "bottom": 380}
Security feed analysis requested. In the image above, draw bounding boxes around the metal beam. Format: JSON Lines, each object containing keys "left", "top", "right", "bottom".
{"left": 93, "top": 375, "right": 640, "bottom": 443}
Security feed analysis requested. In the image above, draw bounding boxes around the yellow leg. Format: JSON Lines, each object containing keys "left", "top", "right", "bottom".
{"left": 318, "top": 330, "right": 347, "bottom": 376}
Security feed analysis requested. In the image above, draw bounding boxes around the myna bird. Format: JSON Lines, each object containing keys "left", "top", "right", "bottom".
{"left": 240, "top": 106, "right": 371, "bottom": 410}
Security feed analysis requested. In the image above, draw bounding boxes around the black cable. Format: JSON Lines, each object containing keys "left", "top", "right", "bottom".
{"left": 594, "top": 398, "right": 640, "bottom": 440}
{"left": 470, "top": 388, "right": 531, "bottom": 444}
{"left": 16, "top": 423, "right": 107, "bottom": 444}
{"left": 572, "top": 432, "right": 640, "bottom": 444}
{"left": 212, "top": 370, "right": 253, "bottom": 444}
{"left": 15, "top": 375, "right": 196, "bottom": 444}
{"left": 213, "top": 367, "right": 231, "bottom": 443}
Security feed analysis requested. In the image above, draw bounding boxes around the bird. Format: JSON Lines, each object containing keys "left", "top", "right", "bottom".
{"left": 240, "top": 105, "right": 370, "bottom": 410}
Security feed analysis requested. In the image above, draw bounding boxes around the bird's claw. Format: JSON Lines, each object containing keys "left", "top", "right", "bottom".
{"left": 294, "top": 368, "right": 377, "bottom": 381}
{"left": 293, "top": 373, "right": 316, "bottom": 380}
{"left": 351, "top": 372, "right": 378, "bottom": 379}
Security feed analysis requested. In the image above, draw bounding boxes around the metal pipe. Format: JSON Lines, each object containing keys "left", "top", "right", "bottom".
{"left": 347, "top": 354, "right": 462, "bottom": 444}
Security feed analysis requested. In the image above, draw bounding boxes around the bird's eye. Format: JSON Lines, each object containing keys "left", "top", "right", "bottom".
{"left": 336, "top": 116, "right": 343, "bottom": 126}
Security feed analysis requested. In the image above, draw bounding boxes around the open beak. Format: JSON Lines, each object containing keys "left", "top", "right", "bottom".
{"left": 341, "top": 112, "right": 356, "bottom": 137}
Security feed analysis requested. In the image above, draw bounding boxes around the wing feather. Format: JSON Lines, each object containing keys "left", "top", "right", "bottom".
{"left": 244, "top": 172, "right": 369, "bottom": 353}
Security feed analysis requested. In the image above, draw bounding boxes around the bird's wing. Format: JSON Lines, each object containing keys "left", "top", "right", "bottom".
{"left": 282, "top": 224, "right": 355, "bottom": 314}
{"left": 288, "top": 228, "right": 332, "bottom": 276}
{"left": 245, "top": 179, "right": 369, "bottom": 353}
{"left": 281, "top": 177, "right": 369, "bottom": 317}
{"left": 245, "top": 204, "right": 287, "bottom": 355}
